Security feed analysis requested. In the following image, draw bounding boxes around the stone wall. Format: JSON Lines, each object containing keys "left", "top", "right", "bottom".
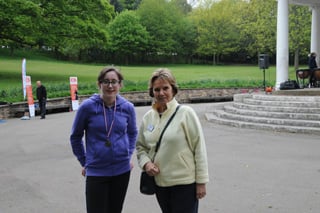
{"left": 0, "top": 88, "right": 259, "bottom": 119}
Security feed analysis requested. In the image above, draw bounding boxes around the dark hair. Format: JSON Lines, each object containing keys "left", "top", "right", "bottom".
{"left": 148, "top": 68, "right": 178, "bottom": 97}
{"left": 97, "top": 66, "right": 123, "bottom": 83}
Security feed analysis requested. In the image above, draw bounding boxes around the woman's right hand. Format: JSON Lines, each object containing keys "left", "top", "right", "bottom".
{"left": 144, "top": 162, "right": 160, "bottom": 176}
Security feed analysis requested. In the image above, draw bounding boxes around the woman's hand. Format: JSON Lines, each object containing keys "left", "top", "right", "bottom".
{"left": 144, "top": 162, "right": 160, "bottom": 176}
{"left": 81, "top": 167, "right": 86, "bottom": 177}
{"left": 196, "top": 183, "right": 206, "bottom": 199}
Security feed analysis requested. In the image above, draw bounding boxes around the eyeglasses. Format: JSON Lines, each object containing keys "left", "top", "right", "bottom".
{"left": 101, "top": 79, "right": 120, "bottom": 85}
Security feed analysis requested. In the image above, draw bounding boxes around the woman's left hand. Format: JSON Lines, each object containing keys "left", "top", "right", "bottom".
{"left": 196, "top": 183, "right": 206, "bottom": 199}
{"left": 144, "top": 162, "right": 160, "bottom": 176}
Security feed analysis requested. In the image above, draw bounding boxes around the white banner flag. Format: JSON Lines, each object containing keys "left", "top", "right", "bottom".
{"left": 22, "top": 58, "right": 27, "bottom": 100}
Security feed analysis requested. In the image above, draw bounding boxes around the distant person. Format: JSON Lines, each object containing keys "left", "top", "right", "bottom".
{"left": 75, "top": 90, "right": 78, "bottom": 100}
{"left": 70, "top": 67, "right": 138, "bottom": 213}
{"left": 36, "top": 81, "right": 47, "bottom": 119}
{"left": 308, "top": 52, "right": 318, "bottom": 87}
{"left": 136, "top": 68, "right": 209, "bottom": 213}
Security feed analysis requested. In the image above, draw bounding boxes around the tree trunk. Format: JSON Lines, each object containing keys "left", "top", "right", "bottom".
{"left": 294, "top": 48, "right": 299, "bottom": 71}
{"left": 212, "top": 53, "right": 216, "bottom": 65}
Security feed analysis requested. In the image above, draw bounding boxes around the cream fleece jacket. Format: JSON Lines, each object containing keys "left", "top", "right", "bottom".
{"left": 136, "top": 98, "right": 209, "bottom": 187}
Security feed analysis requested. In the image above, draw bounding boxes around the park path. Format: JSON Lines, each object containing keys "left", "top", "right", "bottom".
{"left": 0, "top": 103, "right": 319, "bottom": 213}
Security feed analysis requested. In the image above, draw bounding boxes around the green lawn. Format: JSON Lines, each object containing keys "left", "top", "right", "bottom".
{"left": 0, "top": 57, "right": 297, "bottom": 103}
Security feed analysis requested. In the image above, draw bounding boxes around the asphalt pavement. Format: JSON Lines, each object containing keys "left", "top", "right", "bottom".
{"left": 0, "top": 103, "right": 319, "bottom": 213}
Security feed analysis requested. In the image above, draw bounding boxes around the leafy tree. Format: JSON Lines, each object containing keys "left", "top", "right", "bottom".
{"left": 171, "top": 0, "right": 192, "bottom": 14}
{"left": 137, "top": 0, "right": 192, "bottom": 63}
{"left": 289, "top": 5, "right": 311, "bottom": 70}
{"left": 191, "top": 0, "right": 241, "bottom": 64}
{"left": 108, "top": 10, "right": 149, "bottom": 64}
{"left": 168, "top": 0, "right": 197, "bottom": 63}
{"left": 0, "top": 0, "right": 41, "bottom": 53}
{"left": 38, "top": 0, "right": 115, "bottom": 60}
{"left": 120, "top": 0, "right": 142, "bottom": 10}
{"left": 0, "top": 0, "right": 116, "bottom": 60}
{"left": 239, "top": 0, "right": 277, "bottom": 57}
{"left": 0, "top": 0, "right": 313, "bottom": 66}
{"left": 110, "top": 0, "right": 123, "bottom": 12}
{"left": 110, "top": 0, "right": 142, "bottom": 12}
{"left": 174, "top": 16, "right": 198, "bottom": 63}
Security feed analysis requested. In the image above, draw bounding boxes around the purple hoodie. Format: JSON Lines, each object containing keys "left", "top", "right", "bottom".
{"left": 70, "top": 94, "right": 138, "bottom": 176}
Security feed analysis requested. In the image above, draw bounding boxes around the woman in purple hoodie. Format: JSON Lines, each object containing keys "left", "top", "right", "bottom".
{"left": 70, "top": 67, "right": 138, "bottom": 213}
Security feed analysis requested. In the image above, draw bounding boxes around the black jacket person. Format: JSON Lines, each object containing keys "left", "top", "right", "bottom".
{"left": 36, "top": 81, "right": 47, "bottom": 119}
{"left": 308, "top": 52, "right": 318, "bottom": 86}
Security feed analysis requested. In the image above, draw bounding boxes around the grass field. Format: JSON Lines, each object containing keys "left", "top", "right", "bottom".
{"left": 0, "top": 57, "right": 297, "bottom": 103}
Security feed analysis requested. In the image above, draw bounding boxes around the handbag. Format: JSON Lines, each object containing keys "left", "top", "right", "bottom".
{"left": 139, "top": 171, "right": 156, "bottom": 195}
{"left": 139, "top": 105, "right": 181, "bottom": 195}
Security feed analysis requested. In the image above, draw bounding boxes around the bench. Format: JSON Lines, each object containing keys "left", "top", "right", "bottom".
{"left": 296, "top": 68, "right": 311, "bottom": 88}
{"left": 313, "top": 68, "right": 320, "bottom": 87}
{"left": 296, "top": 68, "right": 320, "bottom": 88}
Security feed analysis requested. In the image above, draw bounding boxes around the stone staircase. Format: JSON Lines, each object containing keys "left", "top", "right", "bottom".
{"left": 205, "top": 92, "right": 320, "bottom": 135}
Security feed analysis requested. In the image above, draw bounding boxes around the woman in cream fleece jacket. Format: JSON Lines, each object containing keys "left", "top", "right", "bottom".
{"left": 136, "top": 68, "right": 209, "bottom": 213}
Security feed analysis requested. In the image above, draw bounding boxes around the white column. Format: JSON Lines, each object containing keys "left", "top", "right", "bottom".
{"left": 275, "top": 0, "right": 289, "bottom": 90}
{"left": 310, "top": 6, "right": 320, "bottom": 65}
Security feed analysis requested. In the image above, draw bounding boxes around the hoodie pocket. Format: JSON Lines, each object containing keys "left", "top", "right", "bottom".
{"left": 86, "top": 140, "right": 113, "bottom": 167}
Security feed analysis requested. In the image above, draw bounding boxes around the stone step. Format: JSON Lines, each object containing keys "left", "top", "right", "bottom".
{"left": 242, "top": 98, "right": 320, "bottom": 108}
{"left": 273, "top": 88, "right": 320, "bottom": 96}
{"left": 224, "top": 105, "right": 320, "bottom": 121}
{"left": 205, "top": 112, "right": 320, "bottom": 135}
{"left": 250, "top": 94, "right": 320, "bottom": 102}
{"left": 233, "top": 102, "right": 320, "bottom": 114}
{"left": 211, "top": 109, "right": 320, "bottom": 128}
{"left": 206, "top": 92, "right": 320, "bottom": 135}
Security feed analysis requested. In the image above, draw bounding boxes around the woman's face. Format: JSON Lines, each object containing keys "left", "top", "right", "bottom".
{"left": 152, "top": 78, "right": 174, "bottom": 105}
{"left": 98, "top": 71, "right": 122, "bottom": 99}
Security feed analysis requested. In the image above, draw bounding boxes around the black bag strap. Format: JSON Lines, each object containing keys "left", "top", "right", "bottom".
{"left": 152, "top": 105, "right": 181, "bottom": 161}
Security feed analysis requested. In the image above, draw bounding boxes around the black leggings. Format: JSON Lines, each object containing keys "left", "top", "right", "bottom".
{"left": 85, "top": 171, "right": 130, "bottom": 213}
{"left": 155, "top": 183, "right": 199, "bottom": 213}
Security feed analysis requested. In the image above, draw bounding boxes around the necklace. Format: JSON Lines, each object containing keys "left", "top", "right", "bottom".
{"left": 103, "top": 99, "right": 116, "bottom": 147}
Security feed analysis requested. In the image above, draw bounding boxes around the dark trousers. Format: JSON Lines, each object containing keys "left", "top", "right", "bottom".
{"left": 38, "top": 99, "right": 46, "bottom": 118}
{"left": 85, "top": 171, "right": 130, "bottom": 213}
{"left": 155, "top": 183, "right": 199, "bottom": 213}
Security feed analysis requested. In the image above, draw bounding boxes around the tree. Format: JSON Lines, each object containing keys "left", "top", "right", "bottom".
{"left": 120, "top": 0, "right": 142, "bottom": 10}
{"left": 0, "top": 0, "right": 115, "bottom": 60}
{"left": 0, "top": 0, "right": 41, "bottom": 53}
{"left": 239, "top": 0, "right": 277, "bottom": 58}
{"left": 191, "top": 0, "right": 241, "bottom": 64}
{"left": 137, "top": 0, "right": 193, "bottom": 63}
{"left": 108, "top": 10, "right": 149, "bottom": 64}
{"left": 38, "top": 0, "right": 115, "bottom": 60}
{"left": 110, "top": 0, "right": 142, "bottom": 12}
{"left": 171, "top": 0, "right": 192, "bottom": 14}
{"left": 289, "top": 5, "right": 311, "bottom": 70}
{"left": 174, "top": 16, "right": 198, "bottom": 63}
{"left": 110, "top": 0, "right": 123, "bottom": 12}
